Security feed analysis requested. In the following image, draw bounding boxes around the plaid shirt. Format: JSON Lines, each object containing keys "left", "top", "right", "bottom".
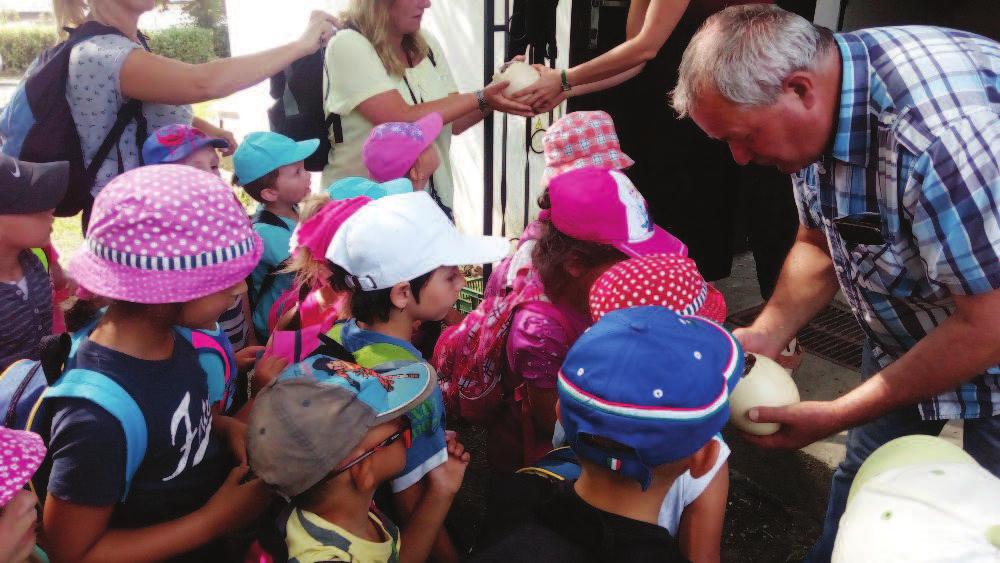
{"left": 793, "top": 26, "right": 1000, "bottom": 420}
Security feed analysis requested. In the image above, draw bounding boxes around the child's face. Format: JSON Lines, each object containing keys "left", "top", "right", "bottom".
{"left": 265, "top": 161, "right": 311, "bottom": 205}
{"left": 408, "top": 145, "right": 440, "bottom": 190}
{"left": 0, "top": 489, "right": 38, "bottom": 563}
{"left": 177, "top": 147, "right": 221, "bottom": 177}
{"left": 177, "top": 280, "right": 247, "bottom": 329}
{"left": 0, "top": 211, "right": 54, "bottom": 250}
{"left": 356, "top": 418, "right": 409, "bottom": 482}
{"left": 405, "top": 265, "right": 465, "bottom": 322}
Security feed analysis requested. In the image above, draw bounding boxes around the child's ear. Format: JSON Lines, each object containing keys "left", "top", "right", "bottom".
{"left": 687, "top": 438, "right": 720, "bottom": 479}
{"left": 260, "top": 187, "right": 279, "bottom": 203}
{"left": 349, "top": 456, "right": 378, "bottom": 492}
{"left": 563, "top": 253, "right": 586, "bottom": 278}
{"left": 389, "top": 282, "right": 411, "bottom": 310}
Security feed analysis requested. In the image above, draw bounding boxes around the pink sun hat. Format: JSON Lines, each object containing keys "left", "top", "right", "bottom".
{"left": 0, "top": 427, "right": 46, "bottom": 507}
{"left": 289, "top": 196, "right": 372, "bottom": 258}
{"left": 589, "top": 253, "right": 727, "bottom": 324}
{"left": 70, "top": 165, "right": 263, "bottom": 304}
{"left": 544, "top": 167, "right": 687, "bottom": 258}
{"left": 541, "top": 110, "right": 634, "bottom": 187}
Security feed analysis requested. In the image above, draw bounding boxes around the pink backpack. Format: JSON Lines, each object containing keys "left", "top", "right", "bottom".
{"left": 432, "top": 266, "right": 567, "bottom": 425}
{"left": 265, "top": 289, "right": 345, "bottom": 364}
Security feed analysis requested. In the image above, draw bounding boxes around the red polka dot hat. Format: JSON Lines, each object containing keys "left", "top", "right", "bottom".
{"left": 589, "top": 253, "right": 727, "bottom": 324}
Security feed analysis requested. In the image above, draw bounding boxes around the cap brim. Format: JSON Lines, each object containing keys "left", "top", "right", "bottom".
{"left": 615, "top": 225, "right": 688, "bottom": 259}
{"left": 289, "top": 138, "right": 321, "bottom": 164}
{"left": 380, "top": 178, "right": 414, "bottom": 198}
{"left": 158, "top": 137, "right": 230, "bottom": 164}
{"left": 435, "top": 232, "right": 511, "bottom": 269}
{"left": 8, "top": 160, "right": 69, "bottom": 214}
{"left": 415, "top": 113, "right": 443, "bottom": 149}
{"left": 372, "top": 362, "right": 439, "bottom": 424}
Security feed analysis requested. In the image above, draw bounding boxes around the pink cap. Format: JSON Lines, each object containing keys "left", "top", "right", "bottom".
{"left": 289, "top": 196, "right": 372, "bottom": 259}
{"left": 0, "top": 427, "right": 45, "bottom": 507}
{"left": 362, "top": 113, "right": 443, "bottom": 183}
{"left": 544, "top": 167, "right": 687, "bottom": 258}
{"left": 589, "top": 253, "right": 726, "bottom": 323}
{"left": 541, "top": 111, "right": 634, "bottom": 187}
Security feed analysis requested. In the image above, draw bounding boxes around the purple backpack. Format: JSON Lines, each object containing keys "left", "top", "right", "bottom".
{"left": 0, "top": 22, "right": 148, "bottom": 217}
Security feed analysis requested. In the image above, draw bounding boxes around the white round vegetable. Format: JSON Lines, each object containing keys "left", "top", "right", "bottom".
{"left": 492, "top": 61, "right": 540, "bottom": 97}
{"left": 729, "top": 353, "right": 800, "bottom": 435}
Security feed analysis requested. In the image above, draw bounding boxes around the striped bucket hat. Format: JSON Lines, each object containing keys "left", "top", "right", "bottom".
{"left": 70, "top": 164, "right": 263, "bottom": 304}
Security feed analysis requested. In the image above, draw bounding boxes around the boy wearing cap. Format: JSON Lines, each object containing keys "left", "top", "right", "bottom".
{"left": 233, "top": 131, "right": 319, "bottom": 341}
{"left": 473, "top": 307, "right": 743, "bottom": 562}
{"left": 325, "top": 190, "right": 509, "bottom": 560}
{"left": 0, "top": 155, "right": 69, "bottom": 371}
{"left": 362, "top": 113, "right": 448, "bottom": 214}
{"left": 142, "top": 123, "right": 230, "bottom": 176}
{"left": 247, "top": 362, "right": 471, "bottom": 563}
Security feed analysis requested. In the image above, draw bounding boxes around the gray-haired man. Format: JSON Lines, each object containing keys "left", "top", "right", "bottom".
{"left": 673, "top": 4, "right": 1000, "bottom": 561}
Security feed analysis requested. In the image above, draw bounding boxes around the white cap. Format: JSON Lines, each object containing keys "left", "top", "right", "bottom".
{"left": 326, "top": 191, "right": 510, "bottom": 290}
{"left": 833, "top": 436, "right": 1000, "bottom": 562}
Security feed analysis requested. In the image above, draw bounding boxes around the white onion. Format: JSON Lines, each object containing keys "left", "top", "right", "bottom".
{"left": 492, "top": 62, "right": 540, "bottom": 97}
{"left": 729, "top": 353, "right": 801, "bottom": 435}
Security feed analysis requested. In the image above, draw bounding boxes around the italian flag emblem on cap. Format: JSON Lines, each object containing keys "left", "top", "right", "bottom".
{"left": 607, "top": 458, "right": 622, "bottom": 471}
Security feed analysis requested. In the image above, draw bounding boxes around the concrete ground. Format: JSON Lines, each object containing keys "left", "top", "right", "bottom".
{"left": 716, "top": 251, "right": 962, "bottom": 518}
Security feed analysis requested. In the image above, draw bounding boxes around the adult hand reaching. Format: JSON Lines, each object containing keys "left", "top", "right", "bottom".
{"left": 739, "top": 401, "right": 845, "bottom": 451}
{"left": 482, "top": 81, "right": 535, "bottom": 117}
{"left": 511, "top": 65, "right": 563, "bottom": 111}
{"left": 297, "top": 10, "right": 341, "bottom": 55}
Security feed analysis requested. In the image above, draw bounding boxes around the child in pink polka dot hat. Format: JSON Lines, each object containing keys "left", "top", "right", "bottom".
{"left": 589, "top": 253, "right": 727, "bottom": 324}
{"left": 52, "top": 165, "right": 272, "bottom": 561}
{"left": 0, "top": 427, "right": 45, "bottom": 563}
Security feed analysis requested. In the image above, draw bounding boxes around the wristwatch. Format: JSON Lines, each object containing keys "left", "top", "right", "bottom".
{"left": 475, "top": 89, "right": 490, "bottom": 115}
{"left": 560, "top": 69, "right": 572, "bottom": 92}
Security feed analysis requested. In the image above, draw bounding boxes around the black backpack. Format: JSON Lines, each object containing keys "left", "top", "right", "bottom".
{"left": 267, "top": 32, "right": 436, "bottom": 174}
{"left": 0, "top": 22, "right": 148, "bottom": 217}
{"left": 267, "top": 48, "right": 336, "bottom": 172}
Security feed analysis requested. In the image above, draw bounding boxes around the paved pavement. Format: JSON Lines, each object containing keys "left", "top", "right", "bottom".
{"left": 716, "top": 251, "right": 962, "bottom": 517}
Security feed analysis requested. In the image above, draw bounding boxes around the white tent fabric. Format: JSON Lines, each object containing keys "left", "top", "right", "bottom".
{"left": 223, "top": 0, "right": 570, "bottom": 236}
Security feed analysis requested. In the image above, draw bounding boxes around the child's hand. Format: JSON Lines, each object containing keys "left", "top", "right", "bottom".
{"left": 202, "top": 465, "right": 271, "bottom": 534}
{"left": 0, "top": 490, "right": 38, "bottom": 563}
{"left": 235, "top": 346, "right": 264, "bottom": 374}
{"left": 428, "top": 431, "right": 470, "bottom": 497}
{"left": 253, "top": 355, "right": 289, "bottom": 395}
{"left": 216, "top": 416, "right": 248, "bottom": 465}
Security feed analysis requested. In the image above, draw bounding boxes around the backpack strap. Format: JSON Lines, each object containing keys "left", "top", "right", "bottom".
{"left": 1, "top": 360, "right": 43, "bottom": 428}
{"left": 254, "top": 210, "right": 292, "bottom": 231}
{"left": 180, "top": 327, "right": 237, "bottom": 410}
{"left": 42, "top": 369, "right": 148, "bottom": 500}
{"left": 314, "top": 332, "right": 358, "bottom": 364}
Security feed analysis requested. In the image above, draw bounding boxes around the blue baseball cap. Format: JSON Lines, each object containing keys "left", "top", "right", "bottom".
{"left": 141, "top": 124, "right": 229, "bottom": 165}
{"left": 248, "top": 356, "right": 437, "bottom": 497}
{"left": 326, "top": 176, "right": 413, "bottom": 201}
{"left": 232, "top": 131, "right": 319, "bottom": 184}
{"left": 558, "top": 306, "right": 743, "bottom": 490}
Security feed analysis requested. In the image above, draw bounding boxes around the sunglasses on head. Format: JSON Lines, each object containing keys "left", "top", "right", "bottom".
{"left": 330, "top": 418, "right": 412, "bottom": 478}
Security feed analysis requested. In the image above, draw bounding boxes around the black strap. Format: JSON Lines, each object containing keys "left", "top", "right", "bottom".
{"left": 254, "top": 209, "right": 292, "bottom": 231}
{"left": 314, "top": 333, "right": 357, "bottom": 364}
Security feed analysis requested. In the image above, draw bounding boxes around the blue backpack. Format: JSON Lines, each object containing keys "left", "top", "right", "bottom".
{"left": 0, "top": 322, "right": 236, "bottom": 502}
{"left": 0, "top": 22, "right": 148, "bottom": 217}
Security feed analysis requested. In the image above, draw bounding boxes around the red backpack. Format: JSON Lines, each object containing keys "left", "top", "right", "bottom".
{"left": 432, "top": 266, "right": 567, "bottom": 425}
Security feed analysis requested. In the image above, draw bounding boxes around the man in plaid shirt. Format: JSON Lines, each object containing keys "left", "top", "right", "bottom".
{"left": 672, "top": 5, "right": 1000, "bottom": 560}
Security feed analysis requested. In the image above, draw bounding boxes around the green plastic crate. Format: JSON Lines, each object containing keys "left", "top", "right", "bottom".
{"left": 456, "top": 276, "right": 484, "bottom": 314}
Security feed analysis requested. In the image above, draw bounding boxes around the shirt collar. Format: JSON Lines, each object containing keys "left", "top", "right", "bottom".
{"left": 830, "top": 33, "right": 872, "bottom": 167}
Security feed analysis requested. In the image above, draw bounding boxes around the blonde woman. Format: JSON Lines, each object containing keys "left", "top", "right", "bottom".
{"left": 49, "top": 0, "right": 336, "bottom": 214}
{"left": 323, "top": 0, "right": 531, "bottom": 218}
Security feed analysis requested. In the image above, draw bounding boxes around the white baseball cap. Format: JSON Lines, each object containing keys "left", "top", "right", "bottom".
{"left": 832, "top": 435, "right": 1000, "bottom": 562}
{"left": 326, "top": 191, "right": 511, "bottom": 290}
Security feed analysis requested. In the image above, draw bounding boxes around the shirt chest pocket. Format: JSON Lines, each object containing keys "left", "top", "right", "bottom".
{"left": 849, "top": 241, "right": 915, "bottom": 298}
